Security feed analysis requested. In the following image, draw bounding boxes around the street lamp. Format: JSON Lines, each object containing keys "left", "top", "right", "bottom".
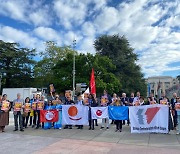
{"left": 72, "top": 39, "right": 76, "bottom": 101}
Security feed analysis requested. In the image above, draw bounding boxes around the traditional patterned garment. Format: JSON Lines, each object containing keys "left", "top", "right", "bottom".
{"left": 54, "top": 104, "right": 62, "bottom": 129}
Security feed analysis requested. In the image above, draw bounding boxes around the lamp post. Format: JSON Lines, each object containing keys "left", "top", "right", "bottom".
{"left": 72, "top": 39, "right": 76, "bottom": 101}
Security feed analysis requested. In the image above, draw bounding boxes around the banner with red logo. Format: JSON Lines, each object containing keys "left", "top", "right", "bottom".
{"left": 129, "top": 104, "right": 169, "bottom": 133}
{"left": 91, "top": 107, "right": 108, "bottom": 119}
{"left": 40, "top": 110, "right": 59, "bottom": 122}
{"left": 62, "top": 105, "right": 89, "bottom": 125}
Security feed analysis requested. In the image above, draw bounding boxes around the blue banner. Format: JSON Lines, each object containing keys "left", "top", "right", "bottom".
{"left": 108, "top": 106, "right": 129, "bottom": 120}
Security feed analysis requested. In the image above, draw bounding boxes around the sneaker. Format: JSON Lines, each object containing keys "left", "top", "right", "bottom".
{"left": 100, "top": 127, "right": 104, "bottom": 130}
{"left": 115, "top": 129, "right": 119, "bottom": 132}
{"left": 106, "top": 127, "right": 109, "bottom": 130}
{"left": 32, "top": 125, "right": 35, "bottom": 128}
{"left": 89, "top": 127, "right": 92, "bottom": 130}
{"left": 20, "top": 129, "right": 24, "bottom": 132}
{"left": 35, "top": 127, "right": 39, "bottom": 129}
{"left": 176, "top": 132, "right": 179, "bottom": 135}
{"left": 119, "top": 129, "right": 122, "bottom": 132}
{"left": 59, "top": 128, "right": 62, "bottom": 130}
{"left": 13, "top": 129, "right": 18, "bottom": 131}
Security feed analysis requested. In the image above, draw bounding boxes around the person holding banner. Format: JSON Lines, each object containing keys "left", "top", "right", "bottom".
{"left": 88, "top": 94, "right": 98, "bottom": 130}
{"left": 133, "top": 91, "right": 141, "bottom": 104}
{"left": 13, "top": 93, "right": 24, "bottom": 132}
{"left": 22, "top": 97, "right": 31, "bottom": 128}
{"left": 159, "top": 92, "right": 169, "bottom": 103}
{"left": 0, "top": 94, "right": 11, "bottom": 132}
{"left": 133, "top": 96, "right": 145, "bottom": 106}
{"left": 112, "top": 97, "right": 123, "bottom": 132}
{"left": 32, "top": 94, "right": 44, "bottom": 129}
{"left": 121, "top": 93, "right": 129, "bottom": 125}
{"left": 148, "top": 93, "right": 157, "bottom": 105}
{"left": 76, "top": 94, "right": 84, "bottom": 129}
{"left": 63, "top": 96, "right": 74, "bottom": 129}
{"left": 54, "top": 98, "right": 63, "bottom": 130}
{"left": 100, "top": 90, "right": 112, "bottom": 130}
{"left": 111, "top": 93, "right": 118, "bottom": 124}
{"left": 175, "top": 97, "right": 180, "bottom": 134}
{"left": 44, "top": 100, "right": 54, "bottom": 129}
{"left": 160, "top": 97, "right": 173, "bottom": 132}
{"left": 171, "top": 93, "right": 178, "bottom": 129}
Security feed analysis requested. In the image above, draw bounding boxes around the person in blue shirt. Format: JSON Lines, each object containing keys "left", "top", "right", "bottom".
{"left": 54, "top": 98, "right": 63, "bottom": 130}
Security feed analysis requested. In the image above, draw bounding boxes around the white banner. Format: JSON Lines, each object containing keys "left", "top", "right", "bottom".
{"left": 62, "top": 105, "right": 89, "bottom": 125}
{"left": 129, "top": 104, "right": 169, "bottom": 133}
{"left": 91, "top": 107, "right": 108, "bottom": 119}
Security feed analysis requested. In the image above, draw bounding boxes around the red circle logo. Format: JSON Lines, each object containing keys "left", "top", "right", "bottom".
{"left": 96, "top": 110, "right": 102, "bottom": 116}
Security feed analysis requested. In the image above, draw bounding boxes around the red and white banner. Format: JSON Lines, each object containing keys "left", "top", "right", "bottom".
{"left": 91, "top": 107, "right": 108, "bottom": 119}
{"left": 40, "top": 110, "right": 59, "bottom": 122}
{"left": 129, "top": 104, "right": 169, "bottom": 133}
{"left": 62, "top": 105, "right": 89, "bottom": 125}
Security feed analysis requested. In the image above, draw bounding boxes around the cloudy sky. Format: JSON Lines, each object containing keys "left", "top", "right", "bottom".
{"left": 0, "top": 0, "right": 180, "bottom": 78}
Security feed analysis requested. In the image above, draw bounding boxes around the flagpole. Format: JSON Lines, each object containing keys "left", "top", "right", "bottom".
{"left": 72, "top": 39, "right": 76, "bottom": 101}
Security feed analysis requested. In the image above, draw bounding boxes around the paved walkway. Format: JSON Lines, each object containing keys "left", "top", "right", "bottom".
{"left": 0, "top": 112, "right": 180, "bottom": 154}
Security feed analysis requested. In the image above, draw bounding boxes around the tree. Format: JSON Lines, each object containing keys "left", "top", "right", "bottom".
{"left": 33, "top": 41, "right": 75, "bottom": 88}
{"left": 0, "top": 40, "right": 36, "bottom": 88}
{"left": 94, "top": 34, "right": 147, "bottom": 96}
{"left": 52, "top": 53, "right": 121, "bottom": 95}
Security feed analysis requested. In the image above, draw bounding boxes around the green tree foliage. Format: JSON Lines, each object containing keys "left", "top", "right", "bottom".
{"left": 33, "top": 41, "right": 75, "bottom": 88}
{"left": 34, "top": 41, "right": 121, "bottom": 95}
{"left": 53, "top": 53, "right": 121, "bottom": 94}
{"left": 0, "top": 40, "right": 36, "bottom": 88}
{"left": 94, "top": 34, "right": 147, "bottom": 96}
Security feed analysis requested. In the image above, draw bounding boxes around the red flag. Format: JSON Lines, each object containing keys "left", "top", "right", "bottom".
{"left": 90, "top": 68, "right": 96, "bottom": 94}
{"left": 40, "top": 110, "right": 59, "bottom": 122}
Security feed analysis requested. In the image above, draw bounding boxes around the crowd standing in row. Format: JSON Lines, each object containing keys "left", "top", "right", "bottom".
{"left": 0, "top": 90, "right": 180, "bottom": 134}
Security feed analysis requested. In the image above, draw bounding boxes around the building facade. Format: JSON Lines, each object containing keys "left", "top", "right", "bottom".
{"left": 146, "top": 76, "right": 179, "bottom": 97}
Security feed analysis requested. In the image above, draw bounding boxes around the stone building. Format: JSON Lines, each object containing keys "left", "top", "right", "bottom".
{"left": 146, "top": 76, "right": 179, "bottom": 97}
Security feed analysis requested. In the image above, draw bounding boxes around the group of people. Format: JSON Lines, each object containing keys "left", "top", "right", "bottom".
{"left": 0, "top": 90, "right": 180, "bottom": 134}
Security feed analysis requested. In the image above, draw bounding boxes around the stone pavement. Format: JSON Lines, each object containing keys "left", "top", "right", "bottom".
{"left": 0, "top": 112, "right": 180, "bottom": 154}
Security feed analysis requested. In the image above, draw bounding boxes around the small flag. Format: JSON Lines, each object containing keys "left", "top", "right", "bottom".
{"left": 91, "top": 107, "right": 108, "bottom": 119}
{"left": 108, "top": 106, "right": 129, "bottom": 120}
{"left": 40, "top": 110, "right": 59, "bottom": 122}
